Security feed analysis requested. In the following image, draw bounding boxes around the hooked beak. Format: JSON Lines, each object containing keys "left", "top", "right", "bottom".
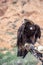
{"left": 30, "top": 35, "right": 35, "bottom": 45}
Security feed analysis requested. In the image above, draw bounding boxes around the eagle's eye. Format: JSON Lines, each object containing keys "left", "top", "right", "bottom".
{"left": 30, "top": 27, "right": 33, "bottom": 30}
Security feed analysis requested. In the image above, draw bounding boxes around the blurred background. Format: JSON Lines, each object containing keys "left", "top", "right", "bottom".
{"left": 0, "top": 0, "right": 43, "bottom": 50}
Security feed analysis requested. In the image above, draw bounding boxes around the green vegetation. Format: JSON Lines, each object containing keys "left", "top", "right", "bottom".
{"left": 0, "top": 47, "right": 39, "bottom": 65}
{"left": 0, "top": 48, "right": 8, "bottom": 51}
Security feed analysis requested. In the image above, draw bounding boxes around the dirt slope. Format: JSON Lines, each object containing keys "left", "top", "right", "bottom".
{"left": 0, "top": 0, "right": 43, "bottom": 49}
